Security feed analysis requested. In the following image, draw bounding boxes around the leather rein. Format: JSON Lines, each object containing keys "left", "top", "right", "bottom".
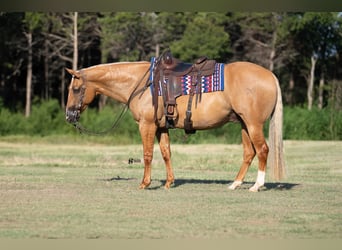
{"left": 72, "top": 66, "right": 151, "bottom": 136}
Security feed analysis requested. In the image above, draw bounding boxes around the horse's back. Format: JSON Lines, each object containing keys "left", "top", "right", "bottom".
{"left": 225, "top": 62, "right": 278, "bottom": 124}
{"left": 225, "top": 62, "right": 277, "bottom": 90}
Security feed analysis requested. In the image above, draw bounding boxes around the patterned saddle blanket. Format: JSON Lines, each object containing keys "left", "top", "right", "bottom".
{"left": 149, "top": 57, "right": 225, "bottom": 96}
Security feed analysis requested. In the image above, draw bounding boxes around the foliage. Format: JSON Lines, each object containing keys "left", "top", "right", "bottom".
{"left": 0, "top": 99, "right": 341, "bottom": 142}
{"left": 1, "top": 12, "right": 342, "bottom": 140}
{"left": 99, "top": 12, "right": 156, "bottom": 62}
{"left": 1, "top": 12, "right": 342, "bottom": 112}
{"left": 0, "top": 99, "right": 68, "bottom": 136}
{"left": 289, "top": 12, "right": 340, "bottom": 60}
{"left": 283, "top": 106, "right": 342, "bottom": 140}
{"left": 229, "top": 12, "right": 279, "bottom": 68}
{"left": 170, "top": 13, "right": 231, "bottom": 61}
{"left": 24, "top": 12, "right": 46, "bottom": 32}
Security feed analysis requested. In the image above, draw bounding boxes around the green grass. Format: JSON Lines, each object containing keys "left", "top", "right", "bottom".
{"left": 0, "top": 139, "right": 341, "bottom": 239}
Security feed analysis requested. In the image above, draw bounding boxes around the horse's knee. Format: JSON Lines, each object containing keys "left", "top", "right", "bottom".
{"left": 256, "top": 142, "right": 269, "bottom": 160}
{"left": 160, "top": 146, "right": 171, "bottom": 161}
{"left": 243, "top": 150, "right": 256, "bottom": 164}
{"left": 143, "top": 152, "right": 153, "bottom": 164}
{"left": 258, "top": 143, "right": 269, "bottom": 171}
{"left": 261, "top": 143, "right": 269, "bottom": 154}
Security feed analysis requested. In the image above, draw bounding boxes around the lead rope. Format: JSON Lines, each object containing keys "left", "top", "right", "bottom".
{"left": 73, "top": 104, "right": 129, "bottom": 135}
{"left": 72, "top": 67, "right": 151, "bottom": 136}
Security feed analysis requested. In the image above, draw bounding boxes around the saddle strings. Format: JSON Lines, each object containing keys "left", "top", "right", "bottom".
{"left": 73, "top": 66, "right": 151, "bottom": 136}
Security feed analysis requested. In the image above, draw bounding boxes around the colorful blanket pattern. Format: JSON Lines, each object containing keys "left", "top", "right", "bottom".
{"left": 149, "top": 57, "right": 224, "bottom": 96}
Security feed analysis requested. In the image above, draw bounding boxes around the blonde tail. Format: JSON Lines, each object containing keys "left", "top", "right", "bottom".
{"left": 268, "top": 75, "right": 286, "bottom": 181}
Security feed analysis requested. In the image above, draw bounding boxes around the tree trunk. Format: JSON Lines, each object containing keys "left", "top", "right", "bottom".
{"left": 336, "top": 80, "right": 342, "bottom": 111}
{"left": 44, "top": 39, "right": 49, "bottom": 100}
{"left": 269, "top": 29, "right": 277, "bottom": 72}
{"left": 318, "top": 72, "right": 324, "bottom": 109}
{"left": 285, "top": 73, "right": 295, "bottom": 105}
{"left": 98, "top": 95, "right": 108, "bottom": 111}
{"left": 331, "top": 79, "right": 342, "bottom": 111}
{"left": 155, "top": 43, "right": 160, "bottom": 58}
{"left": 25, "top": 32, "right": 33, "bottom": 118}
{"left": 73, "top": 12, "right": 78, "bottom": 70}
{"left": 61, "top": 67, "right": 65, "bottom": 110}
{"left": 307, "top": 55, "right": 317, "bottom": 110}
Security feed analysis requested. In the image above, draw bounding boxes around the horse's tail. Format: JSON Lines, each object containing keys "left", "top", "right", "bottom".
{"left": 268, "top": 75, "right": 286, "bottom": 181}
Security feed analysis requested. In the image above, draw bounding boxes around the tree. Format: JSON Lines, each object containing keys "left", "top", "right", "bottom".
{"left": 274, "top": 13, "right": 302, "bottom": 105}
{"left": 228, "top": 12, "right": 289, "bottom": 71}
{"left": 290, "top": 12, "right": 341, "bottom": 110}
{"left": 170, "top": 13, "right": 230, "bottom": 62}
{"left": 23, "top": 12, "right": 45, "bottom": 117}
{"left": 99, "top": 12, "right": 156, "bottom": 62}
{"left": 40, "top": 13, "right": 101, "bottom": 108}
{"left": 1, "top": 11, "right": 342, "bottom": 113}
{"left": 73, "top": 12, "right": 78, "bottom": 70}
{"left": 151, "top": 12, "right": 194, "bottom": 56}
{"left": 0, "top": 13, "right": 25, "bottom": 110}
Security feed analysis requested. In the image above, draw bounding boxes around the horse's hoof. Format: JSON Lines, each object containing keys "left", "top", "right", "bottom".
{"left": 164, "top": 180, "right": 174, "bottom": 190}
{"left": 228, "top": 181, "right": 242, "bottom": 190}
{"left": 249, "top": 183, "right": 262, "bottom": 192}
{"left": 139, "top": 182, "right": 151, "bottom": 189}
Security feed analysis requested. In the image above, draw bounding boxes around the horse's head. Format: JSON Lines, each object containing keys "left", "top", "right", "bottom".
{"left": 65, "top": 68, "right": 96, "bottom": 124}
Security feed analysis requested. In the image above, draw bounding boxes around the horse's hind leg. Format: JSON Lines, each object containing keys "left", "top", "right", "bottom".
{"left": 246, "top": 124, "right": 269, "bottom": 192}
{"left": 156, "top": 128, "right": 174, "bottom": 189}
{"left": 228, "top": 124, "right": 256, "bottom": 190}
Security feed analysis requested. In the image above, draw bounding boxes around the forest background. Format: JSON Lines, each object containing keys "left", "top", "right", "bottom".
{"left": 0, "top": 12, "right": 341, "bottom": 143}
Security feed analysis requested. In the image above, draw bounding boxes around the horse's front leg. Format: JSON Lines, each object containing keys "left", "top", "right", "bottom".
{"left": 156, "top": 128, "right": 174, "bottom": 189}
{"left": 139, "top": 121, "right": 158, "bottom": 189}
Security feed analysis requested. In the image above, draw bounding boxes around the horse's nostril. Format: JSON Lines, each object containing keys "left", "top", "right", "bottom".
{"left": 66, "top": 109, "right": 80, "bottom": 124}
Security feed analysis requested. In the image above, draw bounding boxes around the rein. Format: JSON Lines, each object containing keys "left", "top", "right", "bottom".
{"left": 72, "top": 66, "right": 151, "bottom": 136}
{"left": 73, "top": 105, "right": 129, "bottom": 135}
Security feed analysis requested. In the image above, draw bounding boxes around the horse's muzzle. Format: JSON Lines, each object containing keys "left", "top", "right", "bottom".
{"left": 66, "top": 108, "right": 80, "bottom": 124}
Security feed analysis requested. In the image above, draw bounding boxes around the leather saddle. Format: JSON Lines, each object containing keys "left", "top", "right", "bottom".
{"left": 152, "top": 50, "right": 216, "bottom": 134}
{"left": 161, "top": 52, "right": 215, "bottom": 76}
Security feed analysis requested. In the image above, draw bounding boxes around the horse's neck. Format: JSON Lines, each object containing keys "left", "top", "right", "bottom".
{"left": 86, "top": 62, "right": 150, "bottom": 104}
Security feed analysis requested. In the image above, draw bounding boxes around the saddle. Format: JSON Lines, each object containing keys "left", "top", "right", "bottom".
{"left": 152, "top": 50, "right": 216, "bottom": 134}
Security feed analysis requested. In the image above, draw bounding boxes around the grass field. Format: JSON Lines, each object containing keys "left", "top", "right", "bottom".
{"left": 0, "top": 138, "right": 341, "bottom": 239}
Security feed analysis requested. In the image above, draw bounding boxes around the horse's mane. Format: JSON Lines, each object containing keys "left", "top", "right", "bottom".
{"left": 84, "top": 61, "right": 149, "bottom": 71}
{"left": 80, "top": 61, "right": 150, "bottom": 82}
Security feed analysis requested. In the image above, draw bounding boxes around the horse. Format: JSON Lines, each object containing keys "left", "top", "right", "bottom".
{"left": 65, "top": 59, "right": 285, "bottom": 192}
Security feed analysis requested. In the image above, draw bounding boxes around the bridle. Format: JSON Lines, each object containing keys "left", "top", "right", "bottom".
{"left": 70, "top": 66, "right": 151, "bottom": 135}
{"left": 72, "top": 75, "right": 86, "bottom": 111}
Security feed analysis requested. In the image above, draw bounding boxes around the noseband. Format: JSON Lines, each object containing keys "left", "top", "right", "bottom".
{"left": 72, "top": 74, "right": 86, "bottom": 112}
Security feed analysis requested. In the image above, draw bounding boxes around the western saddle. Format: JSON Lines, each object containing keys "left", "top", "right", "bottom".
{"left": 152, "top": 50, "right": 216, "bottom": 134}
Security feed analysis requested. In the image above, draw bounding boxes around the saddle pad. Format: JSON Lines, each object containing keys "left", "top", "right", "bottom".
{"left": 149, "top": 57, "right": 224, "bottom": 96}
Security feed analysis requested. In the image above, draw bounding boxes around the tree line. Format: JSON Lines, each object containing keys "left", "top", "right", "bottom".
{"left": 1, "top": 12, "right": 342, "bottom": 118}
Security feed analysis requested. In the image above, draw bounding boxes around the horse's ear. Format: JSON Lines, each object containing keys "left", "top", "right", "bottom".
{"left": 65, "top": 68, "right": 81, "bottom": 79}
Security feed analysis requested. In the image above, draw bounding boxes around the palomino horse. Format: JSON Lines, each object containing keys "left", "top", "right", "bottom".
{"left": 65, "top": 60, "right": 285, "bottom": 192}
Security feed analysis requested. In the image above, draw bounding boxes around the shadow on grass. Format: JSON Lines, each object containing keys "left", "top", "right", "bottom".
{"left": 100, "top": 176, "right": 137, "bottom": 181}
{"left": 101, "top": 176, "right": 300, "bottom": 191}
{"left": 264, "top": 182, "right": 300, "bottom": 191}
{"left": 170, "top": 179, "right": 300, "bottom": 191}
